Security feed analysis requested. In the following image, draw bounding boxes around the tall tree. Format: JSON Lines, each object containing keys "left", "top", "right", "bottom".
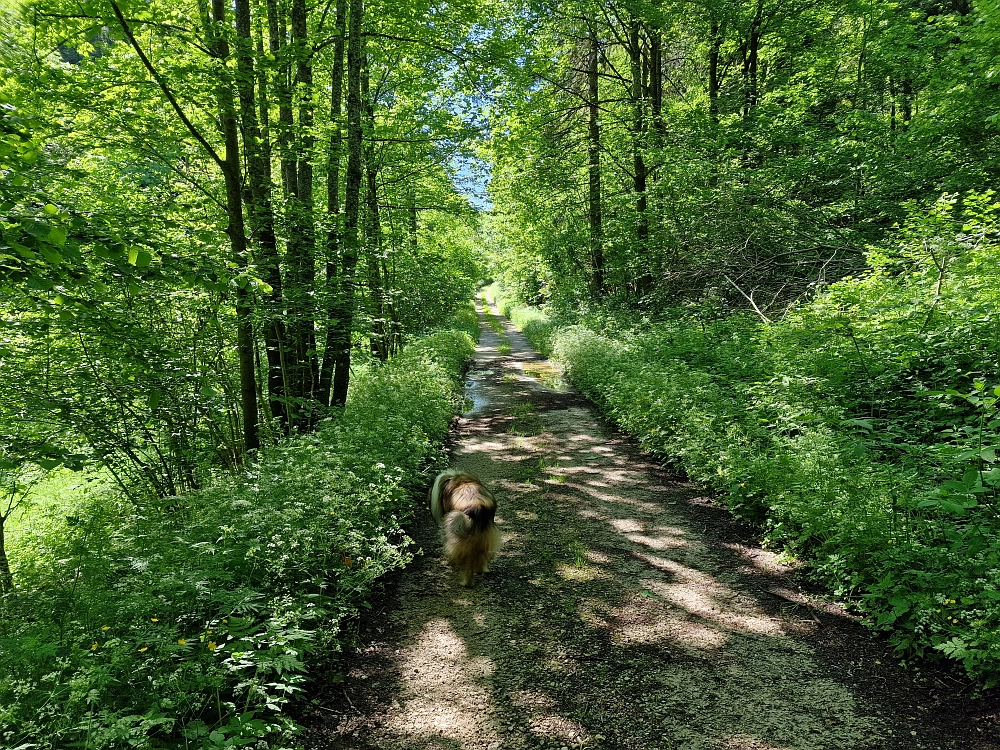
{"left": 109, "top": 0, "right": 260, "bottom": 451}
{"left": 319, "top": 0, "right": 348, "bottom": 407}
{"left": 586, "top": 22, "right": 604, "bottom": 297}
{"left": 331, "top": 0, "right": 365, "bottom": 407}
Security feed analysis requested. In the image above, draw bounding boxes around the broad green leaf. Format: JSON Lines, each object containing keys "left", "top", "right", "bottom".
{"left": 47, "top": 226, "right": 67, "bottom": 247}
{"left": 22, "top": 219, "right": 50, "bottom": 237}
{"left": 26, "top": 276, "right": 54, "bottom": 290}
{"left": 38, "top": 246, "right": 63, "bottom": 264}
{"left": 12, "top": 242, "right": 36, "bottom": 259}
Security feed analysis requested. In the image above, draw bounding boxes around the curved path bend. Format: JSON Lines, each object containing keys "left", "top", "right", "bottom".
{"left": 303, "top": 302, "right": 998, "bottom": 750}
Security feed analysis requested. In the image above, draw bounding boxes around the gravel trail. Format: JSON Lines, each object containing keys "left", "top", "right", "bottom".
{"left": 302, "top": 302, "right": 999, "bottom": 750}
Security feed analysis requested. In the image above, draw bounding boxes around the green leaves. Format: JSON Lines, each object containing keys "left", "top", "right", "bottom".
{"left": 127, "top": 246, "right": 152, "bottom": 267}
{"left": 0, "top": 322, "right": 472, "bottom": 747}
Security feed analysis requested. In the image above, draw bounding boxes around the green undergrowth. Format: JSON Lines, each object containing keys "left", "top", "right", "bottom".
{"left": 493, "top": 193, "right": 1000, "bottom": 687}
{"left": 446, "top": 300, "right": 480, "bottom": 343}
{"left": 0, "top": 322, "right": 476, "bottom": 749}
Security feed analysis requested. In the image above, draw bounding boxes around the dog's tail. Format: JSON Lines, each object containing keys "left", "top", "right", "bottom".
{"left": 429, "top": 469, "right": 461, "bottom": 526}
{"left": 442, "top": 509, "right": 475, "bottom": 540}
{"left": 442, "top": 509, "right": 501, "bottom": 556}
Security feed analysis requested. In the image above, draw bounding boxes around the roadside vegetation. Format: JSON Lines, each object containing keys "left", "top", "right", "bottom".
{"left": 482, "top": 0, "right": 1000, "bottom": 690}
{"left": 0, "top": 320, "right": 475, "bottom": 749}
{"left": 1, "top": 0, "right": 485, "bottom": 744}
{"left": 3, "top": 0, "right": 1000, "bottom": 743}
{"left": 488, "top": 192, "right": 1000, "bottom": 686}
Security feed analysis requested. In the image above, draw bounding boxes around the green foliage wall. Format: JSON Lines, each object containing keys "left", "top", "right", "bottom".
{"left": 1, "top": 0, "right": 491, "bottom": 490}
{"left": 0, "top": 324, "right": 475, "bottom": 749}
{"left": 486, "top": 0, "right": 1000, "bottom": 313}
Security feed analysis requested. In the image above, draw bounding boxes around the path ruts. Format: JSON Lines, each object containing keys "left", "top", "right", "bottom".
{"left": 302, "top": 303, "right": 998, "bottom": 750}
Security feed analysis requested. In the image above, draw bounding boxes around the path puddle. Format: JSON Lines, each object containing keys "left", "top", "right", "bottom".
{"left": 463, "top": 370, "right": 495, "bottom": 414}
{"left": 520, "top": 361, "right": 569, "bottom": 392}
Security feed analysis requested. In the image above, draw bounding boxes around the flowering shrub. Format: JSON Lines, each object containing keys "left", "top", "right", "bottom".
{"left": 0, "top": 324, "right": 475, "bottom": 749}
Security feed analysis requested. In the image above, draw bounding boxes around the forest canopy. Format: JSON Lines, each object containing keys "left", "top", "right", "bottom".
{"left": 486, "top": 0, "right": 1000, "bottom": 312}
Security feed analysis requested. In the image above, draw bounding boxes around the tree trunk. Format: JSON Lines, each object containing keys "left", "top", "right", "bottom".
{"left": 319, "top": 0, "right": 348, "bottom": 407}
{"left": 629, "top": 19, "right": 649, "bottom": 256}
{"left": 0, "top": 515, "right": 13, "bottom": 593}
{"left": 288, "top": 0, "right": 319, "bottom": 425}
{"left": 362, "top": 63, "right": 388, "bottom": 361}
{"left": 742, "top": 0, "right": 765, "bottom": 119}
{"left": 587, "top": 25, "right": 604, "bottom": 298}
{"left": 268, "top": 0, "right": 297, "bottom": 197}
{"left": 365, "top": 163, "right": 388, "bottom": 360}
{"left": 235, "top": 0, "right": 288, "bottom": 431}
{"left": 212, "top": 0, "right": 260, "bottom": 451}
{"left": 331, "top": 0, "right": 364, "bottom": 407}
{"left": 901, "top": 78, "right": 913, "bottom": 130}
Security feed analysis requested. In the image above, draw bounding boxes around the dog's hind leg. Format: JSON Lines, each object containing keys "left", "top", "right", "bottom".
{"left": 482, "top": 525, "right": 502, "bottom": 573}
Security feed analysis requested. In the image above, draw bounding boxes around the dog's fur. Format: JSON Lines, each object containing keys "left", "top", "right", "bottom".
{"left": 429, "top": 469, "right": 501, "bottom": 587}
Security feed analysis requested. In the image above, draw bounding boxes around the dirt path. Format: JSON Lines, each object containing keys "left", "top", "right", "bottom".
{"left": 302, "top": 303, "right": 999, "bottom": 750}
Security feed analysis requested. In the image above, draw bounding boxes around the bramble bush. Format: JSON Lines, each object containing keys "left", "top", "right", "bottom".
{"left": 495, "top": 192, "right": 1000, "bottom": 686}
{"left": 0, "top": 323, "right": 475, "bottom": 749}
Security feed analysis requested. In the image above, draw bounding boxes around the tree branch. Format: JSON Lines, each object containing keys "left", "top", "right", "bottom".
{"left": 108, "top": 0, "right": 225, "bottom": 171}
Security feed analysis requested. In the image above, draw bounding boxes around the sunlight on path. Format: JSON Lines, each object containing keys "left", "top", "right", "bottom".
{"left": 383, "top": 618, "right": 502, "bottom": 748}
{"left": 302, "top": 301, "right": 927, "bottom": 750}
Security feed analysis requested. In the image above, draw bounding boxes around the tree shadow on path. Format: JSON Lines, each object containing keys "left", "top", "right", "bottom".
{"left": 301, "top": 303, "right": 999, "bottom": 750}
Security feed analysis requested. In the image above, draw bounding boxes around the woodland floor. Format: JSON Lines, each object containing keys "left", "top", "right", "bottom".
{"left": 300, "top": 303, "right": 1000, "bottom": 750}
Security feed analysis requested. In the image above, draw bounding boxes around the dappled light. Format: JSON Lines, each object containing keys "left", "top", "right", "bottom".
{"left": 300, "top": 301, "right": 921, "bottom": 750}
{"left": 554, "top": 561, "right": 604, "bottom": 582}
{"left": 381, "top": 618, "right": 501, "bottom": 746}
{"left": 6, "top": 0, "right": 1000, "bottom": 744}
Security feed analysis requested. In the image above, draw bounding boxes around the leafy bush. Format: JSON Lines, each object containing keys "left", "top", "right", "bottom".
{"left": 497, "top": 192, "right": 1000, "bottom": 686}
{"left": 445, "top": 300, "right": 481, "bottom": 343}
{"left": 486, "top": 283, "right": 556, "bottom": 356}
{"left": 0, "top": 325, "right": 475, "bottom": 749}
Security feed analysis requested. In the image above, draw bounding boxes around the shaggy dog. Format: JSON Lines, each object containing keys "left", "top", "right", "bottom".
{"left": 429, "top": 470, "right": 501, "bottom": 587}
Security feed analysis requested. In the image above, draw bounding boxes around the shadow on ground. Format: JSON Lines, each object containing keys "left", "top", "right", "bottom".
{"left": 301, "top": 303, "right": 999, "bottom": 750}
